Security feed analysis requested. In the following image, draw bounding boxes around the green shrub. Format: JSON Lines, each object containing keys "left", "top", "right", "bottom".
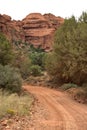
{"left": 29, "top": 45, "right": 45, "bottom": 70}
{"left": 45, "top": 13, "right": 87, "bottom": 85}
{"left": 61, "top": 83, "right": 78, "bottom": 90}
{"left": 13, "top": 51, "right": 31, "bottom": 79}
{"left": 0, "top": 33, "right": 14, "bottom": 65}
{"left": 30, "top": 65, "right": 42, "bottom": 76}
{"left": 0, "top": 65, "right": 22, "bottom": 93}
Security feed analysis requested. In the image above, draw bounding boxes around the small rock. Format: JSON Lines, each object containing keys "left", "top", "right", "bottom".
{"left": 6, "top": 125, "right": 10, "bottom": 129}
{"left": 1, "top": 120, "right": 8, "bottom": 126}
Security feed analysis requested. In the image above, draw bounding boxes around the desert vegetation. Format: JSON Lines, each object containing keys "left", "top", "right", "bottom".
{"left": 0, "top": 33, "right": 22, "bottom": 94}
{"left": 0, "top": 33, "right": 34, "bottom": 119}
{"left": 45, "top": 12, "right": 87, "bottom": 99}
{"left": 0, "top": 11, "right": 87, "bottom": 121}
{"left": 0, "top": 90, "right": 33, "bottom": 118}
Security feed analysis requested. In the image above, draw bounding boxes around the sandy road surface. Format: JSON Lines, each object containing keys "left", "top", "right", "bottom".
{"left": 24, "top": 85, "right": 87, "bottom": 130}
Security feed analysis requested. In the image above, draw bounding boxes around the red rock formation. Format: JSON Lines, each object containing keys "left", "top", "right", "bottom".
{"left": 44, "top": 13, "right": 64, "bottom": 29}
{"left": 0, "top": 14, "right": 25, "bottom": 43}
{"left": 0, "top": 13, "right": 64, "bottom": 51}
{"left": 22, "top": 13, "right": 64, "bottom": 51}
{"left": 22, "top": 13, "right": 54, "bottom": 50}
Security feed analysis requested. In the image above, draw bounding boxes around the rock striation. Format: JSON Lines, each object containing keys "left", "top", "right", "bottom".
{"left": 0, "top": 13, "right": 64, "bottom": 51}
{"left": 22, "top": 13, "right": 64, "bottom": 51}
{"left": 0, "top": 14, "right": 25, "bottom": 43}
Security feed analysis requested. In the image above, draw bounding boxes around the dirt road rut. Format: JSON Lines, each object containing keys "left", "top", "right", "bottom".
{"left": 24, "top": 85, "right": 87, "bottom": 130}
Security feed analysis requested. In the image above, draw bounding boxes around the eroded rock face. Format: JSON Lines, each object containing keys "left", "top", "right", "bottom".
{"left": 22, "top": 13, "right": 64, "bottom": 51}
{"left": 0, "top": 13, "right": 64, "bottom": 51}
{"left": 44, "top": 13, "right": 64, "bottom": 28}
{"left": 0, "top": 14, "right": 25, "bottom": 43}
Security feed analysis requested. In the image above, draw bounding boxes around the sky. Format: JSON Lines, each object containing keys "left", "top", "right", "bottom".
{"left": 0, "top": 0, "right": 87, "bottom": 20}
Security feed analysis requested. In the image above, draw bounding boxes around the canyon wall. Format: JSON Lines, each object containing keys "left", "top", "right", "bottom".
{"left": 0, "top": 13, "right": 64, "bottom": 51}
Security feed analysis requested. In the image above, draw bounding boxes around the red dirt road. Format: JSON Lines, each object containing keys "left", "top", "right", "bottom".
{"left": 24, "top": 85, "right": 87, "bottom": 130}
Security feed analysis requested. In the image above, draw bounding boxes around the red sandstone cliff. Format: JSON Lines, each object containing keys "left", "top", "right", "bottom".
{"left": 0, "top": 13, "right": 64, "bottom": 51}
{"left": 0, "top": 14, "right": 25, "bottom": 43}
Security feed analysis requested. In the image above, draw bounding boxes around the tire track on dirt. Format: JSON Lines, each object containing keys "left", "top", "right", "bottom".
{"left": 24, "top": 85, "right": 87, "bottom": 130}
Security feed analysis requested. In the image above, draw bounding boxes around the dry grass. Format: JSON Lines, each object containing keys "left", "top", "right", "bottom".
{"left": 0, "top": 90, "right": 33, "bottom": 118}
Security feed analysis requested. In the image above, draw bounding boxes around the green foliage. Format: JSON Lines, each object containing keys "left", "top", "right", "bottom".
{"left": 0, "top": 64, "right": 22, "bottom": 93}
{"left": 29, "top": 52, "right": 45, "bottom": 67}
{"left": 14, "top": 51, "right": 31, "bottom": 79}
{"left": 29, "top": 44, "right": 44, "bottom": 53}
{"left": 79, "top": 11, "right": 87, "bottom": 23}
{"left": 19, "top": 58, "right": 31, "bottom": 79}
{"left": 45, "top": 52, "right": 64, "bottom": 82}
{"left": 61, "top": 83, "right": 78, "bottom": 90}
{"left": 45, "top": 13, "right": 87, "bottom": 85}
{"left": 13, "top": 43, "right": 45, "bottom": 78}
{"left": 0, "top": 33, "right": 14, "bottom": 65}
{"left": 29, "top": 45, "right": 45, "bottom": 69}
{"left": 30, "top": 65, "right": 42, "bottom": 76}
